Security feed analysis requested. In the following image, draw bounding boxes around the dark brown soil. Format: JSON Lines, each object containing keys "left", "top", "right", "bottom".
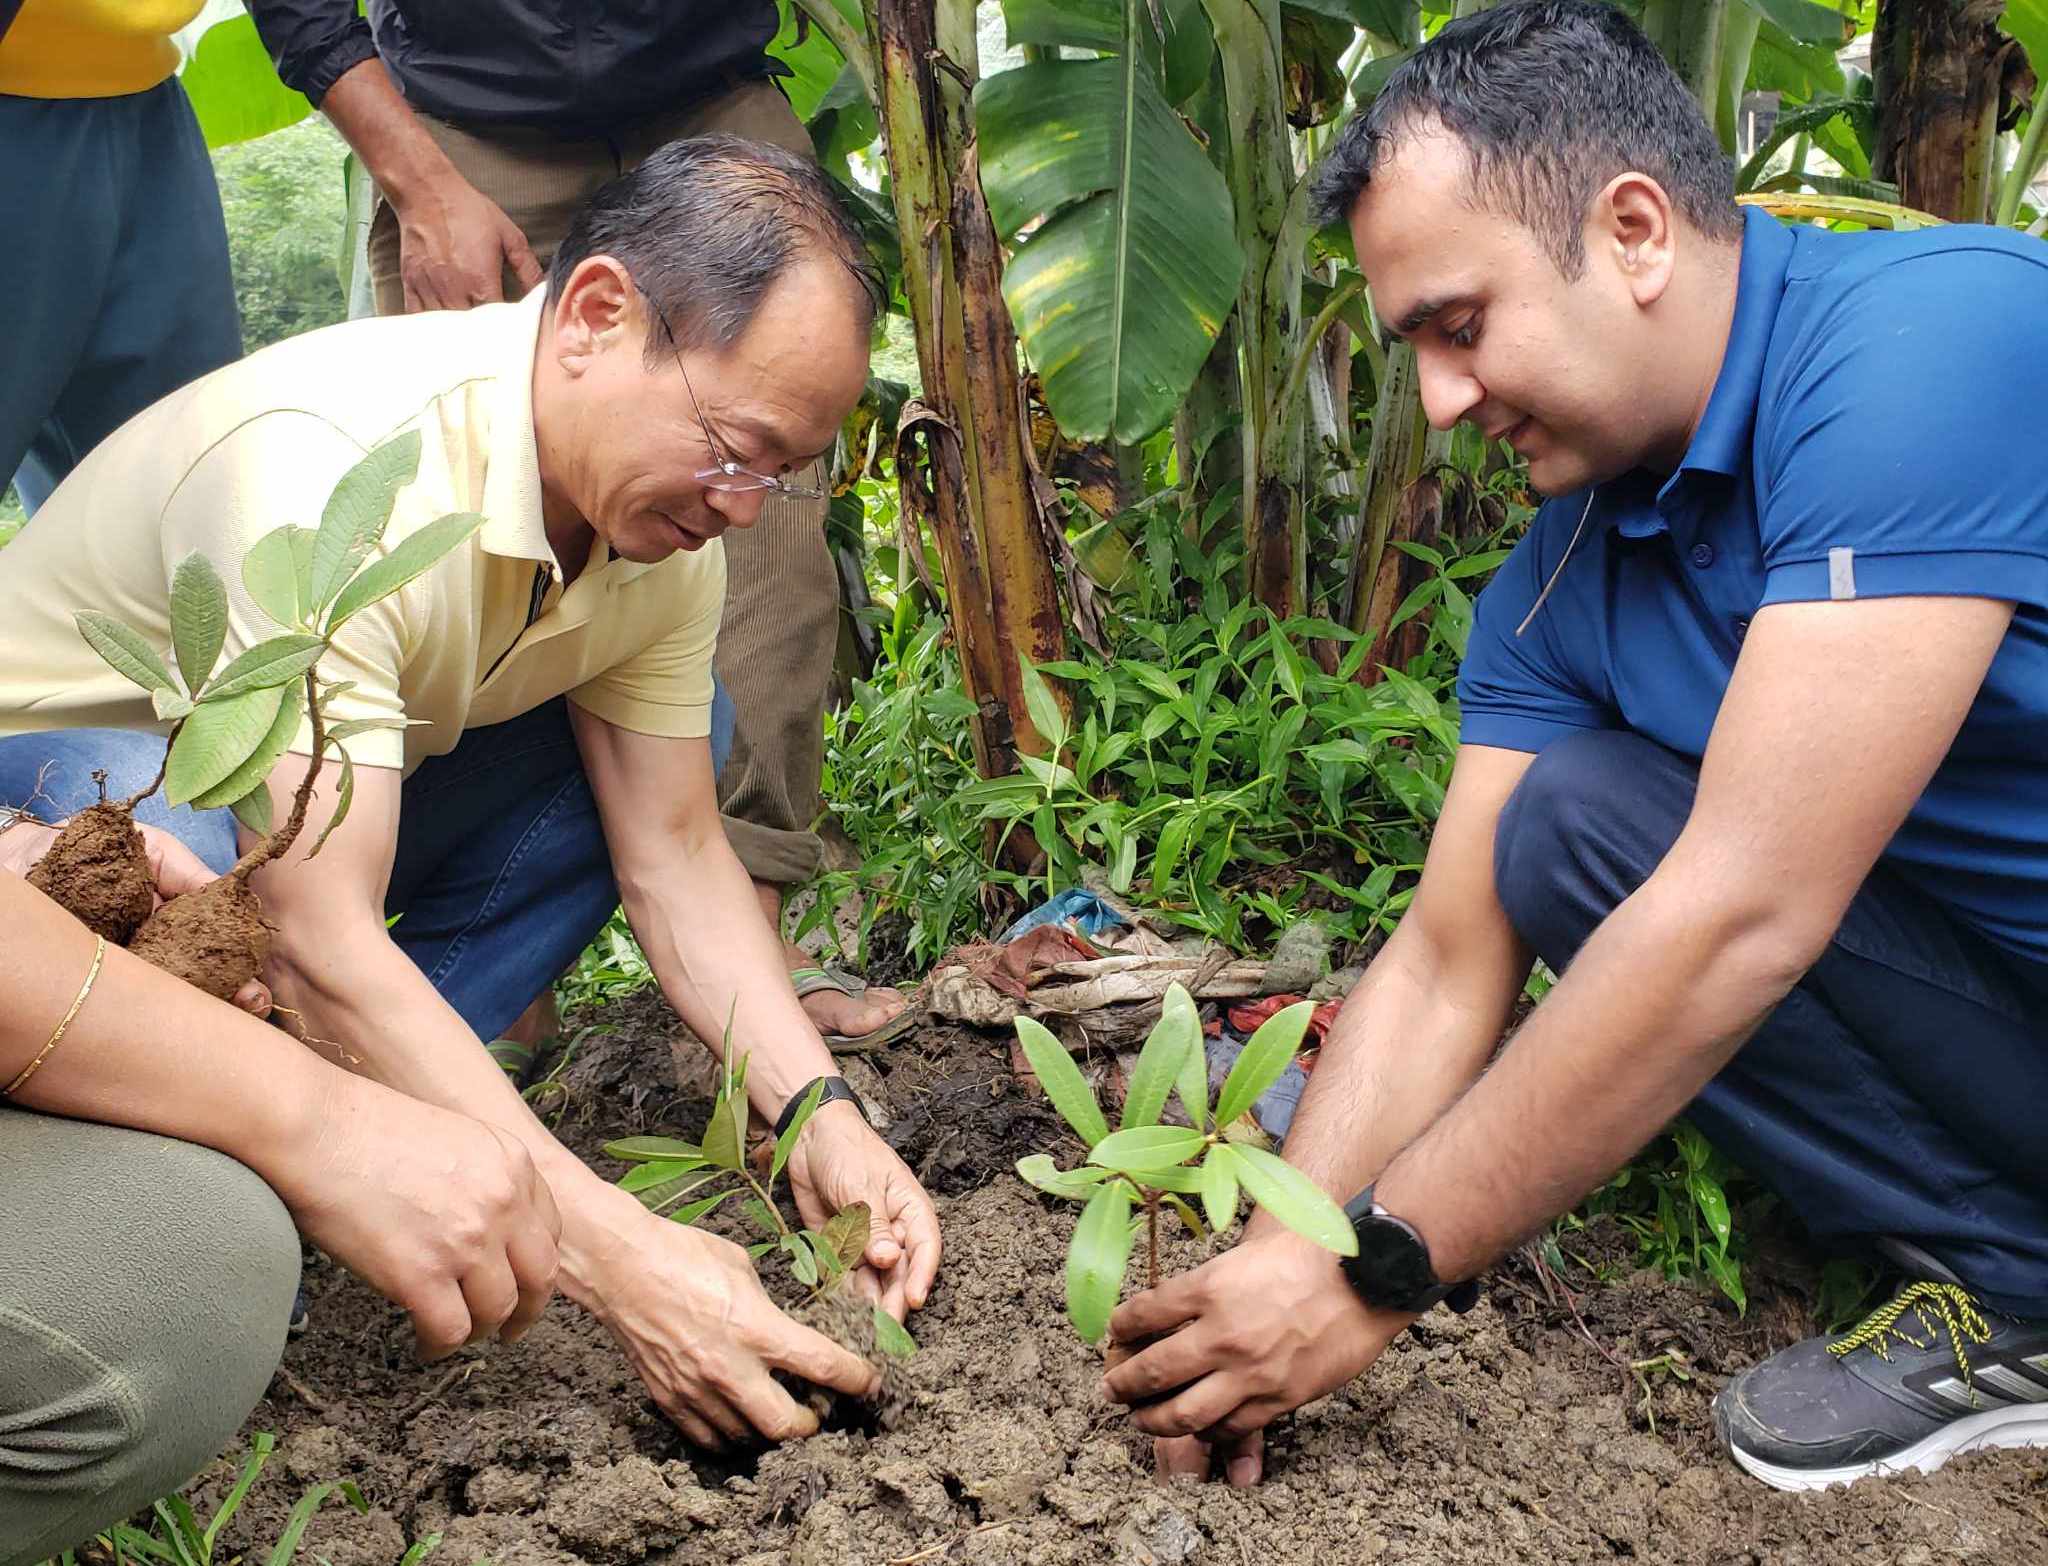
{"left": 191, "top": 994, "right": 2048, "bottom": 1566}
{"left": 26, "top": 802, "right": 154, "bottom": 944}
{"left": 127, "top": 872, "right": 270, "bottom": 1000}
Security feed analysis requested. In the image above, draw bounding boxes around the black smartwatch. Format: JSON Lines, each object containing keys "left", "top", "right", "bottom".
{"left": 1339, "top": 1186, "right": 1480, "bottom": 1315}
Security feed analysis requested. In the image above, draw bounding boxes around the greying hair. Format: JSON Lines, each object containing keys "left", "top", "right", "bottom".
{"left": 1312, "top": 0, "right": 1741, "bottom": 278}
{"left": 548, "top": 134, "right": 885, "bottom": 360}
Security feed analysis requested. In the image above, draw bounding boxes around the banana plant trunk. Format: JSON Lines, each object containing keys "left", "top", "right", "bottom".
{"left": 864, "top": 0, "right": 1068, "bottom": 775}
{"left": 1344, "top": 341, "right": 1447, "bottom": 683}
{"left": 1874, "top": 0, "right": 2010, "bottom": 223}
{"left": 1203, "top": 0, "right": 1309, "bottom": 619}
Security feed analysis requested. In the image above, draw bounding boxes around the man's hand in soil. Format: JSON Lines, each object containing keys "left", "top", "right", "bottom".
{"left": 1100, "top": 1232, "right": 1413, "bottom": 1486}
{"left": 269, "top": 1072, "right": 563, "bottom": 1359}
{"left": 785, "top": 1099, "right": 941, "bottom": 1320}
{"left": 592, "top": 1212, "right": 881, "bottom": 1450}
{"left": 1, "top": 816, "right": 273, "bottom": 1015}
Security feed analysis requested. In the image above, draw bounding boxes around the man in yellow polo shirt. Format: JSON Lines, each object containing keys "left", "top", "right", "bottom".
{"left": 0, "top": 1, "right": 242, "bottom": 512}
{"left": 0, "top": 136, "right": 941, "bottom": 1450}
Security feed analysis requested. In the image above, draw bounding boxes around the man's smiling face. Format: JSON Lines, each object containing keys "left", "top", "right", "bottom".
{"left": 1351, "top": 123, "right": 1670, "bottom": 497}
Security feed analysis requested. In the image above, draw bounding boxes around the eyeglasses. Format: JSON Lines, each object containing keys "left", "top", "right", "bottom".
{"left": 651, "top": 300, "right": 826, "bottom": 500}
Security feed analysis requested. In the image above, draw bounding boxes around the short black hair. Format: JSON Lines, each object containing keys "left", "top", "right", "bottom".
{"left": 548, "top": 134, "right": 885, "bottom": 361}
{"left": 1311, "top": 0, "right": 1741, "bottom": 276}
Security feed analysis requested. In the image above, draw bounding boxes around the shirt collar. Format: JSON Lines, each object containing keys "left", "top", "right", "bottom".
{"left": 1668, "top": 204, "right": 1796, "bottom": 482}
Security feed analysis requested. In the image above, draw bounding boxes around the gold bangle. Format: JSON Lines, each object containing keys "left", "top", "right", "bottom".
{"left": 4, "top": 935, "right": 107, "bottom": 1099}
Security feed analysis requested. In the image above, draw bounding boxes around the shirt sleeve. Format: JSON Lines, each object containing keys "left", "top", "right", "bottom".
{"left": 1456, "top": 493, "right": 1616, "bottom": 754}
{"left": 245, "top": 0, "right": 377, "bottom": 106}
{"left": 1757, "top": 244, "right": 2048, "bottom": 613}
{"left": 158, "top": 413, "right": 414, "bottom": 771}
{"left": 566, "top": 546, "right": 726, "bottom": 739}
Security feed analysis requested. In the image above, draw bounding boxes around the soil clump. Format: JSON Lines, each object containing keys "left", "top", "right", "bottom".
{"left": 126, "top": 872, "right": 272, "bottom": 1001}
{"left": 25, "top": 800, "right": 155, "bottom": 943}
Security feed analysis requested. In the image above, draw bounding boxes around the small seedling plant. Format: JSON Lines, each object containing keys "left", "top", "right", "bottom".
{"left": 47, "top": 1431, "right": 441, "bottom": 1566}
{"left": 1012, "top": 983, "right": 1357, "bottom": 1345}
{"left": 606, "top": 1050, "right": 916, "bottom": 1357}
{"left": 28, "top": 432, "right": 482, "bottom": 1001}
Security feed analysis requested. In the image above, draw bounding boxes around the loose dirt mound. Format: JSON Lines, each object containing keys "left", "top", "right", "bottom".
{"left": 198, "top": 995, "right": 2048, "bottom": 1565}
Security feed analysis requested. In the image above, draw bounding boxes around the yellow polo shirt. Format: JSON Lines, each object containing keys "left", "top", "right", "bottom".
{"left": 0, "top": 293, "right": 725, "bottom": 775}
{"left": 0, "top": 1, "right": 202, "bottom": 99}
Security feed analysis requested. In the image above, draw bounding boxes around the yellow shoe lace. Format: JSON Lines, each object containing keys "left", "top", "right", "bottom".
{"left": 1828, "top": 1281, "right": 1994, "bottom": 1402}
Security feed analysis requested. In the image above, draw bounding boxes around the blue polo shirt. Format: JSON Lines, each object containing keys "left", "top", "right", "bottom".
{"left": 1458, "top": 206, "right": 2048, "bottom": 966}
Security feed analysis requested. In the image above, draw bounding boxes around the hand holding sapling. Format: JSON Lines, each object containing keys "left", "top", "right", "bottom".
{"left": 1013, "top": 982, "right": 1357, "bottom": 1348}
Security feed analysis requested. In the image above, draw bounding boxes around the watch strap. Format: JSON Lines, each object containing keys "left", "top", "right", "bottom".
{"left": 774, "top": 1074, "right": 863, "bottom": 1140}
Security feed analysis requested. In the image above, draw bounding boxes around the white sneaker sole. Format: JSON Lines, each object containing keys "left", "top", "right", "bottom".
{"left": 1729, "top": 1404, "right": 2048, "bottom": 1492}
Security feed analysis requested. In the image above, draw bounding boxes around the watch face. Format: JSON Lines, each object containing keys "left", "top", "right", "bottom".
{"left": 1346, "top": 1214, "right": 1438, "bottom": 1309}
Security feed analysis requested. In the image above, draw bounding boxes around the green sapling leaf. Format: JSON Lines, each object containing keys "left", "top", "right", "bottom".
{"left": 782, "top": 1231, "right": 820, "bottom": 1287}
{"left": 669, "top": 1189, "right": 732, "bottom": 1227}
{"left": 604, "top": 1136, "right": 705, "bottom": 1162}
{"left": 1165, "top": 1193, "right": 1207, "bottom": 1240}
{"left": 304, "top": 744, "right": 354, "bottom": 860}
{"left": 1013, "top": 1015, "right": 1110, "bottom": 1149}
{"left": 772, "top": 1077, "right": 827, "bottom": 1181}
{"left": 1214, "top": 1143, "right": 1356, "bottom": 1255}
{"left": 165, "top": 684, "right": 288, "bottom": 806}
{"left": 1167, "top": 984, "right": 1208, "bottom": 1132}
{"left": 228, "top": 781, "right": 273, "bottom": 837}
{"left": 152, "top": 688, "right": 195, "bottom": 723}
{"left": 820, "top": 1202, "right": 872, "bottom": 1273}
{"left": 201, "top": 634, "right": 326, "bottom": 702}
{"left": 1066, "top": 1179, "right": 1135, "bottom": 1344}
{"left": 204, "top": 1431, "right": 276, "bottom": 1557}
{"left": 190, "top": 682, "right": 302, "bottom": 811}
{"left": 326, "top": 510, "right": 488, "bottom": 632}
{"left": 244, "top": 528, "right": 309, "bottom": 630}
{"left": 309, "top": 431, "right": 422, "bottom": 613}
{"left": 1199, "top": 1149, "right": 1238, "bottom": 1232}
{"left": 1120, "top": 980, "right": 1199, "bottom": 1130}
{"left": 1214, "top": 998, "right": 1314, "bottom": 1129}
{"left": 1016, "top": 1153, "right": 1114, "bottom": 1200}
{"left": 266, "top": 1478, "right": 368, "bottom": 1566}
{"left": 874, "top": 1305, "right": 918, "bottom": 1358}
{"left": 76, "top": 611, "right": 176, "bottom": 695}
{"left": 1088, "top": 1124, "right": 1206, "bottom": 1174}
{"left": 169, "top": 552, "right": 230, "bottom": 697}
{"left": 618, "top": 1157, "right": 709, "bottom": 1194}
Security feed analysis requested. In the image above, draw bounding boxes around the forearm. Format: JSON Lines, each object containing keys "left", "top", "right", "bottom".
{"left": 1374, "top": 876, "right": 1805, "bottom": 1281}
{"left": 264, "top": 911, "right": 632, "bottom": 1297}
{"left": 619, "top": 835, "right": 837, "bottom": 1122}
{"left": 317, "top": 57, "right": 462, "bottom": 209}
{"left": 1246, "top": 917, "right": 1522, "bottom": 1239}
{"left": 2, "top": 879, "right": 327, "bottom": 1187}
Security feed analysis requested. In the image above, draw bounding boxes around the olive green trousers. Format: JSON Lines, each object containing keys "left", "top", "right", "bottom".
{"left": 0, "top": 1106, "right": 299, "bottom": 1566}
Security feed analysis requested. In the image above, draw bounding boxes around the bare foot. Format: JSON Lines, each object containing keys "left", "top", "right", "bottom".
{"left": 789, "top": 940, "right": 907, "bottom": 1039}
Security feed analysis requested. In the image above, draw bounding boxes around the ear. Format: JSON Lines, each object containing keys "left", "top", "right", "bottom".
{"left": 548, "top": 257, "right": 639, "bottom": 377}
{"left": 1589, "top": 172, "right": 1677, "bottom": 307}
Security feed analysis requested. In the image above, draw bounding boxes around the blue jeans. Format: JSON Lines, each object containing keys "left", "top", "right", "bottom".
{"left": 1493, "top": 730, "right": 2048, "bottom": 1318}
{"left": 0, "top": 690, "right": 735, "bottom": 1042}
{"left": 0, "top": 80, "right": 241, "bottom": 511}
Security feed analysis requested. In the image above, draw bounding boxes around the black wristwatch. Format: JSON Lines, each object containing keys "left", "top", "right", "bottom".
{"left": 1339, "top": 1186, "right": 1480, "bottom": 1315}
{"left": 773, "top": 1074, "right": 865, "bottom": 1140}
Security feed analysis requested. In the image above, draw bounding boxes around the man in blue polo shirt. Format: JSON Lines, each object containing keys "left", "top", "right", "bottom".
{"left": 1098, "top": 0, "right": 2048, "bottom": 1494}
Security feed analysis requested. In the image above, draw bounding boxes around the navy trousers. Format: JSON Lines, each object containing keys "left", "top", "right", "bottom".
{"left": 1493, "top": 730, "right": 2048, "bottom": 1319}
{"left": 0, "top": 693, "right": 734, "bottom": 1043}
{"left": 0, "top": 79, "right": 241, "bottom": 511}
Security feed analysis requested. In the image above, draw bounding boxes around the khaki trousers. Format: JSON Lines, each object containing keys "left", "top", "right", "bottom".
{"left": 369, "top": 82, "right": 836, "bottom": 886}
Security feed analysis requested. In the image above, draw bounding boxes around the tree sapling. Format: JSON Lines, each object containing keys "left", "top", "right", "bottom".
{"left": 30, "top": 432, "right": 482, "bottom": 1000}
{"left": 1012, "top": 982, "right": 1357, "bottom": 1348}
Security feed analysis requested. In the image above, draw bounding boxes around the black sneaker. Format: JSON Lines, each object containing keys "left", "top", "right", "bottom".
{"left": 1715, "top": 1281, "right": 2048, "bottom": 1490}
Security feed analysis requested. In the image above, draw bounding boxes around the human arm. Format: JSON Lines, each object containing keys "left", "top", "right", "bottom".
{"left": 569, "top": 703, "right": 942, "bottom": 1316}
{"left": 1111, "top": 594, "right": 2013, "bottom": 1476}
{"left": 0, "top": 863, "right": 559, "bottom": 1359}
{"left": 248, "top": 747, "right": 884, "bottom": 1448}
{"left": 1099, "top": 743, "right": 1535, "bottom": 1476}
